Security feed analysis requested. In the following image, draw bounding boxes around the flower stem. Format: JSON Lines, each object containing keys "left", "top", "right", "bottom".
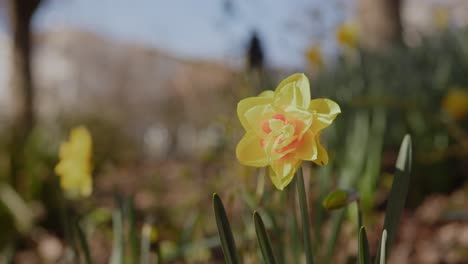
{"left": 296, "top": 167, "right": 314, "bottom": 264}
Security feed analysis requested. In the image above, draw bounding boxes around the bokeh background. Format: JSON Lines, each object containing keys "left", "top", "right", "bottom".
{"left": 0, "top": 0, "right": 468, "bottom": 263}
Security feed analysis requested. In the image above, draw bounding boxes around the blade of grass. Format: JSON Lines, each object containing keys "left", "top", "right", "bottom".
{"left": 313, "top": 164, "right": 333, "bottom": 254}
{"left": 358, "top": 227, "right": 371, "bottom": 264}
{"left": 254, "top": 211, "right": 277, "bottom": 264}
{"left": 356, "top": 201, "right": 363, "bottom": 238}
{"left": 74, "top": 220, "right": 93, "bottom": 264}
{"left": 379, "top": 230, "right": 387, "bottom": 264}
{"left": 110, "top": 208, "right": 124, "bottom": 264}
{"left": 0, "top": 184, "right": 33, "bottom": 233}
{"left": 289, "top": 183, "right": 301, "bottom": 264}
{"left": 125, "top": 196, "right": 139, "bottom": 264}
{"left": 296, "top": 167, "right": 314, "bottom": 264}
{"left": 213, "top": 193, "right": 240, "bottom": 264}
{"left": 377, "top": 135, "right": 412, "bottom": 262}
{"left": 140, "top": 220, "right": 154, "bottom": 264}
{"left": 324, "top": 209, "right": 345, "bottom": 263}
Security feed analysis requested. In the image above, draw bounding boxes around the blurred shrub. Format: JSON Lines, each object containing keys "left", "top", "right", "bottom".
{"left": 311, "top": 28, "right": 468, "bottom": 207}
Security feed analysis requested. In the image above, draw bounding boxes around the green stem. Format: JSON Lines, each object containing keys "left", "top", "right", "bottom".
{"left": 296, "top": 167, "right": 314, "bottom": 264}
{"left": 58, "top": 184, "right": 79, "bottom": 264}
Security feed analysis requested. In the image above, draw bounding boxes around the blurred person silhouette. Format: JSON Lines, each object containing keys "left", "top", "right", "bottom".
{"left": 246, "top": 31, "right": 270, "bottom": 93}
{"left": 247, "top": 32, "right": 264, "bottom": 72}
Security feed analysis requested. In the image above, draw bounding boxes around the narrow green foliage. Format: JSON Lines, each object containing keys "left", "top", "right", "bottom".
{"left": 379, "top": 230, "right": 388, "bottom": 264}
{"left": 313, "top": 164, "right": 333, "bottom": 254}
{"left": 213, "top": 193, "right": 240, "bottom": 264}
{"left": 125, "top": 197, "right": 139, "bottom": 264}
{"left": 139, "top": 220, "right": 154, "bottom": 264}
{"left": 296, "top": 168, "right": 314, "bottom": 264}
{"left": 254, "top": 211, "right": 277, "bottom": 264}
{"left": 110, "top": 208, "right": 124, "bottom": 264}
{"left": 289, "top": 188, "right": 301, "bottom": 264}
{"left": 324, "top": 209, "right": 345, "bottom": 264}
{"left": 358, "top": 227, "right": 371, "bottom": 264}
{"left": 74, "top": 220, "right": 93, "bottom": 264}
{"left": 382, "top": 135, "right": 412, "bottom": 255}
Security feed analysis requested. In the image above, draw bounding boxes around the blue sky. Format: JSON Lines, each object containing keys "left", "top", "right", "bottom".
{"left": 33, "top": 0, "right": 354, "bottom": 68}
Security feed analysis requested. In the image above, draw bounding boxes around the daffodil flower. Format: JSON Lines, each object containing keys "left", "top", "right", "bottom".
{"left": 442, "top": 87, "right": 468, "bottom": 121}
{"left": 433, "top": 7, "right": 450, "bottom": 30}
{"left": 55, "top": 126, "right": 93, "bottom": 199}
{"left": 336, "top": 22, "right": 358, "bottom": 49}
{"left": 236, "top": 73, "right": 340, "bottom": 190}
{"left": 305, "top": 45, "right": 324, "bottom": 69}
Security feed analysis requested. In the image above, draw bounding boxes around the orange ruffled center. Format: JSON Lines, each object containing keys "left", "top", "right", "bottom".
{"left": 260, "top": 113, "right": 305, "bottom": 161}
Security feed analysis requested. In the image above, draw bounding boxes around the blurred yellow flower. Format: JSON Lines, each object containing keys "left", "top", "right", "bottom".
{"left": 236, "top": 73, "right": 340, "bottom": 190}
{"left": 305, "top": 45, "right": 324, "bottom": 69}
{"left": 433, "top": 7, "right": 450, "bottom": 30}
{"left": 336, "top": 22, "right": 358, "bottom": 49}
{"left": 142, "top": 223, "right": 159, "bottom": 242}
{"left": 55, "top": 126, "right": 93, "bottom": 199}
{"left": 442, "top": 88, "right": 468, "bottom": 121}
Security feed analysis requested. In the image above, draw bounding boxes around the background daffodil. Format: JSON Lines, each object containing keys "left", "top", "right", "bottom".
{"left": 55, "top": 126, "right": 93, "bottom": 199}
{"left": 336, "top": 22, "right": 358, "bottom": 49}
{"left": 236, "top": 73, "right": 340, "bottom": 190}
{"left": 305, "top": 45, "right": 324, "bottom": 69}
{"left": 442, "top": 87, "right": 468, "bottom": 121}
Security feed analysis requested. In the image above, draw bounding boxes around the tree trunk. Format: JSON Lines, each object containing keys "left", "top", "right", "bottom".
{"left": 8, "top": 0, "right": 41, "bottom": 191}
{"left": 358, "top": 0, "right": 403, "bottom": 51}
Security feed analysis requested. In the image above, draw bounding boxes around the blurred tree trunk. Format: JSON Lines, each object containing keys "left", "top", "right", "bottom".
{"left": 358, "top": 0, "right": 403, "bottom": 51}
{"left": 8, "top": 0, "right": 41, "bottom": 191}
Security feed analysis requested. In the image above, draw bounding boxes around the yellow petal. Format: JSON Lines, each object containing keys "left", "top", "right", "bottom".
{"left": 60, "top": 126, "right": 92, "bottom": 160}
{"left": 336, "top": 23, "right": 358, "bottom": 49}
{"left": 55, "top": 126, "right": 93, "bottom": 199}
{"left": 283, "top": 108, "right": 313, "bottom": 137}
{"left": 236, "top": 132, "right": 268, "bottom": 167}
{"left": 244, "top": 104, "right": 276, "bottom": 136}
{"left": 442, "top": 88, "right": 468, "bottom": 120}
{"left": 237, "top": 96, "right": 273, "bottom": 131}
{"left": 296, "top": 130, "right": 318, "bottom": 161}
{"left": 274, "top": 73, "right": 311, "bottom": 110}
{"left": 312, "top": 133, "right": 329, "bottom": 166}
{"left": 259, "top": 90, "right": 274, "bottom": 98}
{"left": 269, "top": 156, "right": 301, "bottom": 190}
{"left": 305, "top": 45, "right": 324, "bottom": 69}
{"left": 309, "top": 99, "right": 341, "bottom": 133}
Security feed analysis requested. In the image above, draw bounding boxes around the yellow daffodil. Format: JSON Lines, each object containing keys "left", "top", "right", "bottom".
{"left": 336, "top": 22, "right": 358, "bottom": 49}
{"left": 433, "top": 7, "right": 450, "bottom": 30}
{"left": 442, "top": 87, "right": 468, "bottom": 121}
{"left": 236, "top": 73, "right": 340, "bottom": 190}
{"left": 305, "top": 45, "right": 324, "bottom": 69}
{"left": 142, "top": 223, "right": 159, "bottom": 242}
{"left": 55, "top": 126, "right": 93, "bottom": 199}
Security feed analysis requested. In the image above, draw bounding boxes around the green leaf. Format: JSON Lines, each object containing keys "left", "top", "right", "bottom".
{"left": 288, "top": 187, "right": 301, "bottom": 264}
{"left": 296, "top": 168, "right": 314, "bottom": 264}
{"left": 110, "top": 208, "right": 124, "bottom": 264}
{"left": 0, "top": 184, "right": 33, "bottom": 233}
{"left": 382, "top": 135, "right": 412, "bottom": 255}
{"left": 313, "top": 163, "right": 333, "bottom": 254}
{"left": 124, "top": 197, "right": 139, "bottom": 264}
{"left": 140, "top": 219, "right": 155, "bottom": 264}
{"left": 74, "top": 220, "right": 93, "bottom": 264}
{"left": 379, "top": 230, "right": 387, "bottom": 264}
{"left": 358, "top": 227, "right": 371, "bottom": 264}
{"left": 213, "top": 193, "right": 240, "bottom": 264}
{"left": 324, "top": 209, "right": 345, "bottom": 264}
{"left": 253, "top": 211, "right": 277, "bottom": 264}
